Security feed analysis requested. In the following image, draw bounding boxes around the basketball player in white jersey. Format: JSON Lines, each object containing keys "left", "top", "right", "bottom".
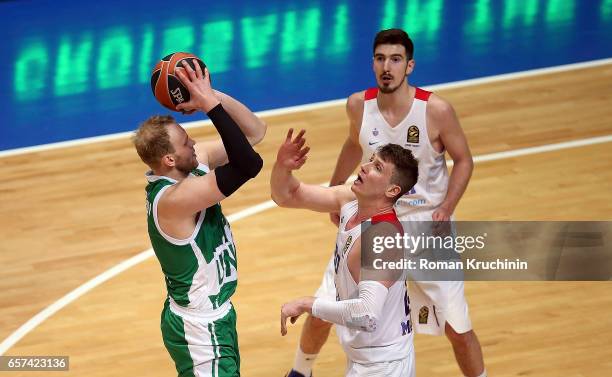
{"left": 287, "top": 29, "right": 486, "bottom": 377}
{"left": 272, "top": 129, "right": 419, "bottom": 376}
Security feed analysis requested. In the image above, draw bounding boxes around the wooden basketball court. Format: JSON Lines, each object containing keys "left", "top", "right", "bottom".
{"left": 1, "top": 64, "right": 611, "bottom": 376}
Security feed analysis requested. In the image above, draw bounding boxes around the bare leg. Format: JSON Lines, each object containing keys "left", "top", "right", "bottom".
{"left": 290, "top": 315, "right": 333, "bottom": 376}
{"left": 300, "top": 315, "right": 333, "bottom": 353}
{"left": 445, "top": 323, "right": 485, "bottom": 377}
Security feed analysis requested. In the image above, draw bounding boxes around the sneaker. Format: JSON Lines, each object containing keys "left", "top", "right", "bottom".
{"left": 285, "top": 370, "right": 311, "bottom": 377}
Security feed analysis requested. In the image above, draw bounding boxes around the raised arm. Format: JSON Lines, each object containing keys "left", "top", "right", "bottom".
{"left": 161, "top": 60, "right": 263, "bottom": 216}
{"left": 327, "top": 92, "right": 365, "bottom": 225}
{"left": 329, "top": 92, "right": 365, "bottom": 186}
{"left": 194, "top": 90, "right": 267, "bottom": 169}
{"left": 271, "top": 129, "right": 354, "bottom": 213}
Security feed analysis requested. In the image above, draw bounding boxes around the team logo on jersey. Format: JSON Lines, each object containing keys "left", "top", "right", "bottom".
{"left": 407, "top": 125, "right": 419, "bottom": 144}
{"left": 418, "top": 306, "right": 429, "bottom": 324}
{"left": 372, "top": 128, "right": 379, "bottom": 137}
{"left": 342, "top": 235, "right": 353, "bottom": 256}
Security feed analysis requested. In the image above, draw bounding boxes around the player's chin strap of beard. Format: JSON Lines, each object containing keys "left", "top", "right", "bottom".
{"left": 207, "top": 104, "right": 263, "bottom": 197}
{"left": 311, "top": 280, "right": 389, "bottom": 332}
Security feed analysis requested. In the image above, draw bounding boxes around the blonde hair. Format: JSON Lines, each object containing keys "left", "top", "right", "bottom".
{"left": 132, "top": 115, "right": 176, "bottom": 167}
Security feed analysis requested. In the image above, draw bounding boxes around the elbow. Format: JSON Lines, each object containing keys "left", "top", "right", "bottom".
{"left": 252, "top": 153, "right": 264, "bottom": 177}
{"left": 456, "top": 155, "right": 474, "bottom": 174}
{"left": 361, "top": 307, "right": 384, "bottom": 333}
{"left": 250, "top": 119, "right": 267, "bottom": 146}
{"left": 244, "top": 152, "right": 263, "bottom": 179}
{"left": 257, "top": 120, "right": 268, "bottom": 144}
{"left": 346, "top": 313, "right": 379, "bottom": 332}
{"left": 364, "top": 315, "right": 379, "bottom": 332}
{"left": 465, "top": 156, "right": 474, "bottom": 175}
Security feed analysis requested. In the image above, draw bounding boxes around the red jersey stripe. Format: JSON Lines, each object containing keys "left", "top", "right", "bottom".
{"left": 371, "top": 211, "right": 404, "bottom": 233}
{"left": 415, "top": 87, "right": 432, "bottom": 101}
{"left": 364, "top": 87, "right": 378, "bottom": 100}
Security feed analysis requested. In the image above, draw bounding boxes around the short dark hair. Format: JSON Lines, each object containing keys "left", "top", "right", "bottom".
{"left": 377, "top": 144, "right": 419, "bottom": 200}
{"left": 373, "top": 28, "right": 414, "bottom": 60}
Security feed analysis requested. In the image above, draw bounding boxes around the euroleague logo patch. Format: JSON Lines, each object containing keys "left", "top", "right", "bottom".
{"left": 418, "top": 306, "right": 429, "bottom": 324}
{"left": 407, "top": 125, "right": 419, "bottom": 144}
{"left": 342, "top": 235, "right": 353, "bottom": 256}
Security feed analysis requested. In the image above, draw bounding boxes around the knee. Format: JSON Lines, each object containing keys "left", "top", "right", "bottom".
{"left": 445, "top": 324, "right": 474, "bottom": 347}
{"left": 306, "top": 314, "right": 333, "bottom": 332}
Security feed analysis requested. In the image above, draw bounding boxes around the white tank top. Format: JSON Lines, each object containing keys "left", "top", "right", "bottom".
{"left": 359, "top": 87, "right": 449, "bottom": 218}
{"left": 333, "top": 200, "right": 413, "bottom": 363}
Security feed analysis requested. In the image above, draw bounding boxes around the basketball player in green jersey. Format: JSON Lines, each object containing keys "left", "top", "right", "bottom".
{"left": 133, "top": 61, "right": 265, "bottom": 377}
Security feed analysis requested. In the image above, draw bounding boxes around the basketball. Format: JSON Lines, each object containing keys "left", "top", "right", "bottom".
{"left": 150, "top": 52, "right": 207, "bottom": 112}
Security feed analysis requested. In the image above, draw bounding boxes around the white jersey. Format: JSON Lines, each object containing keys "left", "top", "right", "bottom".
{"left": 359, "top": 87, "right": 449, "bottom": 218}
{"left": 333, "top": 200, "right": 413, "bottom": 364}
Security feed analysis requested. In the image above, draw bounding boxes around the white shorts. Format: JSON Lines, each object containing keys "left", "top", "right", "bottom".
{"left": 407, "top": 279, "right": 471, "bottom": 335}
{"left": 400, "top": 209, "right": 472, "bottom": 335}
{"left": 315, "top": 210, "right": 473, "bottom": 336}
{"left": 345, "top": 356, "right": 415, "bottom": 377}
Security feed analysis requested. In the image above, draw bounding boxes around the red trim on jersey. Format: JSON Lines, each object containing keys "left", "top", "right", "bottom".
{"left": 364, "top": 87, "right": 378, "bottom": 101}
{"left": 371, "top": 210, "right": 404, "bottom": 234}
{"left": 415, "top": 87, "right": 432, "bottom": 101}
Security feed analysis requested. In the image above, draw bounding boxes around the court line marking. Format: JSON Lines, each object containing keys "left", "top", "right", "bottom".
{"left": 1, "top": 133, "right": 611, "bottom": 355}
{"left": 1, "top": 57, "right": 611, "bottom": 158}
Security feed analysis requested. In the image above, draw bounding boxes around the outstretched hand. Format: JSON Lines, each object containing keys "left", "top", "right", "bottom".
{"left": 175, "top": 60, "right": 220, "bottom": 113}
{"left": 276, "top": 128, "right": 310, "bottom": 171}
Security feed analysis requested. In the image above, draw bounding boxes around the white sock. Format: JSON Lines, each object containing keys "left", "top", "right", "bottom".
{"left": 293, "top": 347, "right": 317, "bottom": 377}
{"left": 474, "top": 369, "right": 487, "bottom": 377}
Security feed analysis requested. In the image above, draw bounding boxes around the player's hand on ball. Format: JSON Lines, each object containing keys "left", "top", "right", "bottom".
{"left": 175, "top": 60, "right": 219, "bottom": 113}
{"left": 276, "top": 128, "right": 310, "bottom": 171}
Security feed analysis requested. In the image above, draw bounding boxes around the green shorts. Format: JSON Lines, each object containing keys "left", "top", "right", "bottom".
{"left": 161, "top": 301, "right": 240, "bottom": 377}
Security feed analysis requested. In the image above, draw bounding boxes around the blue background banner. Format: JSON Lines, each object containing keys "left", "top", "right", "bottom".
{"left": 1, "top": 0, "right": 611, "bottom": 151}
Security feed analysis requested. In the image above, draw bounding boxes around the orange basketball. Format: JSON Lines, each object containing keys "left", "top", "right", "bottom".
{"left": 150, "top": 52, "right": 207, "bottom": 112}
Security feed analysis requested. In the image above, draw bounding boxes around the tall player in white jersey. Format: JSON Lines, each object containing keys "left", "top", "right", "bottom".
{"left": 286, "top": 29, "right": 486, "bottom": 377}
{"left": 271, "top": 129, "right": 419, "bottom": 377}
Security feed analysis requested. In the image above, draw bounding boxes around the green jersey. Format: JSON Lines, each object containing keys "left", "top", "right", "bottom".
{"left": 145, "top": 164, "right": 237, "bottom": 319}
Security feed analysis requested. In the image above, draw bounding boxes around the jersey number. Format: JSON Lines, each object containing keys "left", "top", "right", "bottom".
{"left": 401, "top": 283, "right": 412, "bottom": 335}
{"left": 214, "top": 225, "right": 238, "bottom": 285}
